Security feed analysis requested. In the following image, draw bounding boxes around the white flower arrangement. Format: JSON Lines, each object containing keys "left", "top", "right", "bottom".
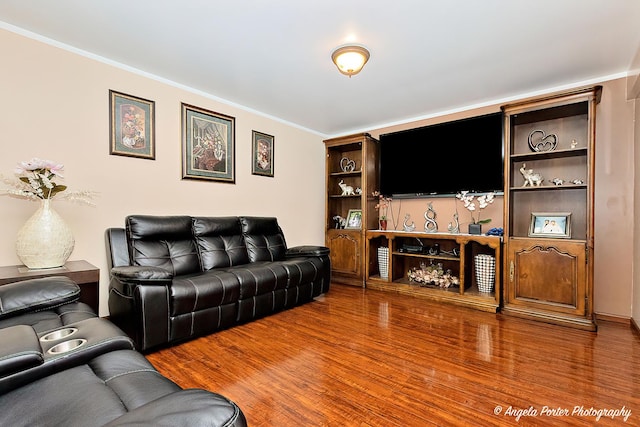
{"left": 1, "top": 158, "right": 96, "bottom": 205}
{"left": 455, "top": 191, "right": 495, "bottom": 225}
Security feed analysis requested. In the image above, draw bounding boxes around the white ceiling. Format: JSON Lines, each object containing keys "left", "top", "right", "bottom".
{"left": 2, "top": 1, "right": 640, "bottom": 137}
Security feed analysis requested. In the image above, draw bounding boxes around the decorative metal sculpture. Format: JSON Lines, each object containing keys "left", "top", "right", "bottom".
{"left": 528, "top": 129, "right": 558, "bottom": 152}
{"left": 447, "top": 211, "right": 460, "bottom": 234}
{"left": 403, "top": 213, "right": 416, "bottom": 232}
{"left": 340, "top": 157, "right": 356, "bottom": 172}
{"left": 424, "top": 202, "right": 438, "bottom": 233}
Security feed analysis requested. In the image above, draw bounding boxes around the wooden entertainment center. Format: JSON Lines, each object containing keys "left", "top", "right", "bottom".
{"left": 324, "top": 85, "right": 601, "bottom": 330}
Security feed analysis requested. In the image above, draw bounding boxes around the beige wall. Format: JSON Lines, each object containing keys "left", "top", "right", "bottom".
{"left": 0, "top": 29, "right": 325, "bottom": 316}
{"left": 1, "top": 28, "right": 637, "bottom": 321}
{"left": 368, "top": 79, "right": 636, "bottom": 320}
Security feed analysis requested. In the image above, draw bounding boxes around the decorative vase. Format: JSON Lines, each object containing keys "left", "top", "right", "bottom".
{"left": 468, "top": 223, "right": 482, "bottom": 235}
{"left": 15, "top": 199, "right": 75, "bottom": 269}
{"left": 379, "top": 219, "right": 388, "bottom": 230}
{"left": 377, "top": 247, "right": 389, "bottom": 279}
{"left": 474, "top": 254, "right": 496, "bottom": 293}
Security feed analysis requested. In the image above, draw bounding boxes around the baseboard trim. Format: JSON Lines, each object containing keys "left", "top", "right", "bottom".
{"left": 594, "top": 312, "right": 630, "bottom": 325}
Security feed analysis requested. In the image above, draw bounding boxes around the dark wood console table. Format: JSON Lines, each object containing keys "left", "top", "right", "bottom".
{"left": 0, "top": 260, "right": 99, "bottom": 314}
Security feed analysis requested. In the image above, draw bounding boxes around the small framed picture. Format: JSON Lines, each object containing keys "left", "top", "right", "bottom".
{"left": 181, "top": 103, "right": 235, "bottom": 183}
{"left": 345, "top": 209, "right": 363, "bottom": 230}
{"left": 109, "top": 90, "right": 155, "bottom": 159}
{"left": 251, "top": 130, "right": 274, "bottom": 177}
{"left": 529, "top": 212, "right": 572, "bottom": 238}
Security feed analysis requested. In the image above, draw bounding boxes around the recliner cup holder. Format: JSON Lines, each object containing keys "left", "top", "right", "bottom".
{"left": 40, "top": 327, "right": 78, "bottom": 342}
{"left": 47, "top": 339, "right": 87, "bottom": 355}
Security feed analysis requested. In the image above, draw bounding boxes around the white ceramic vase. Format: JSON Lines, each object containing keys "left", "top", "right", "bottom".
{"left": 16, "top": 199, "right": 75, "bottom": 269}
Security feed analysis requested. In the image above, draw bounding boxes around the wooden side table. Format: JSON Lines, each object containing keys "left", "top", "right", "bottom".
{"left": 0, "top": 260, "right": 99, "bottom": 314}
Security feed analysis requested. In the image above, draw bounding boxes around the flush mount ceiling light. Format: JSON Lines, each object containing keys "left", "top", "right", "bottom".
{"left": 331, "top": 44, "right": 370, "bottom": 77}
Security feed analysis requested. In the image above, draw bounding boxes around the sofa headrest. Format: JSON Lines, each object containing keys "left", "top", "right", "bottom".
{"left": 125, "top": 215, "right": 200, "bottom": 276}
{"left": 126, "top": 215, "right": 193, "bottom": 240}
{"left": 239, "top": 217, "right": 287, "bottom": 262}
{"left": 192, "top": 217, "right": 249, "bottom": 269}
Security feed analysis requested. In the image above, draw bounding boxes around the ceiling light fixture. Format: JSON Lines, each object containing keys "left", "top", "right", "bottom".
{"left": 331, "top": 44, "right": 370, "bottom": 77}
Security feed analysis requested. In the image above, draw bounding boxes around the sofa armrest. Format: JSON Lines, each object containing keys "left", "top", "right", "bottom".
{"left": 110, "top": 265, "right": 174, "bottom": 281}
{"left": 109, "top": 266, "right": 173, "bottom": 351}
{"left": 0, "top": 276, "right": 80, "bottom": 320}
{"left": 110, "top": 266, "right": 173, "bottom": 297}
{"left": 102, "top": 389, "right": 247, "bottom": 427}
{"left": 286, "top": 245, "right": 330, "bottom": 258}
{"left": 0, "top": 325, "right": 44, "bottom": 379}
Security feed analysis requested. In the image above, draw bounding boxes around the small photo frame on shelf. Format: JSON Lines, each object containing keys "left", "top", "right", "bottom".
{"left": 344, "top": 209, "right": 363, "bottom": 230}
{"left": 529, "top": 212, "right": 571, "bottom": 238}
{"left": 109, "top": 90, "right": 155, "bottom": 160}
{"left": 251, "top": 130, "right": 274, "bottom": 177}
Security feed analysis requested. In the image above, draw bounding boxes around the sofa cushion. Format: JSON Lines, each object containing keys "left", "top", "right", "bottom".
{"left": 226, "top": 261, "right": 289, "bottom": 299}
{"left": 170, "top": 271, "right": 241, "bottom": 317}
{"left": 239, "top": 217, "right": 287, "bottom": 262}
{"left": 192, "top": 217, "right": 249, "bottom": 269}
{"left": 126, "top": 215, "right": 200, "bottom": 276}
{"left": 0, "top": 349, "right": 243, "bottom": 427}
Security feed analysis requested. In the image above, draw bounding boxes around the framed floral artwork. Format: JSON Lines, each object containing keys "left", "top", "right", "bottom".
{"left": 181, "top": 103, "right": 235, "bottom": 183}
{"left": 109, "top": 90, "right": 155, "bottom": 159}
{"left": 251, "top": 130, "right": 274, "bottom": 177}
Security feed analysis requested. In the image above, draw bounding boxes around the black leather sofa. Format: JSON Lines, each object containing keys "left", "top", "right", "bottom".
{"left": 106, "top": 215, "right": 331, "bottom": 352}
{"left": 0, "top": 276, "right": 247, "bottom": 427}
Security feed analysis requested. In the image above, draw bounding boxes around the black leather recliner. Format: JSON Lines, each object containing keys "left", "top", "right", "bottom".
{"left": 0, "top": 276, "right": 247, "bottom": 427}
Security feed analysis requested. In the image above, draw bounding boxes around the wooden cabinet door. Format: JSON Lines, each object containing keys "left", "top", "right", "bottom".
{"left": 327, "top": 230, "right": 362, "bottom": 279}
{"left": 506, "top": 239, "right": 587, "bottom": 316}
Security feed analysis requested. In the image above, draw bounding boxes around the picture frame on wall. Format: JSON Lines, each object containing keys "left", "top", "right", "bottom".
{"left": 109, "top": 90, "right": 155, "bottom": 159}
{"left": 181, "top": 103, "right": 235, "bottom": 183}
{"left": 345, "top": 209, "right": 363, "bottom": 230}
{"left": 251, "top": 130, "right": 274, "bottom": 177}
{"left": 529, "top": 212, "right": 572, "bottom": 238}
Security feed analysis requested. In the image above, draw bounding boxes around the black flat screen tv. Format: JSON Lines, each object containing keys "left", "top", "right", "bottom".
{"left": 379, "top": 112, "right": 504, "bottom": 198}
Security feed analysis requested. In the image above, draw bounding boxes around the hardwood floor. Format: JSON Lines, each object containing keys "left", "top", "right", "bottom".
{"left": 146, "top": 284, "right": 640, "bottom": 426}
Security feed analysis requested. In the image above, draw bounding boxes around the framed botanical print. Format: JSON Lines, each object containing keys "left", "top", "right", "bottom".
{"left": 109, "top": 90, "right": 155, "bottom": 159}
{"left": 181, "top": 103, "right": 235, "bottom": 183}
{"left": 251, "top": 130, "right": 274, "bottom": 177}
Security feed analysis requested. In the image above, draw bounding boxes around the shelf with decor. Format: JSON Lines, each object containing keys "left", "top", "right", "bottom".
{"left": 501, "top": 86, "right": 601, "bottom": 331}
{"left": 324, "top": 133, "right": 379, "bottom": 287}
{"left": 365, "top": 230, "right": 501, "bottom": 312}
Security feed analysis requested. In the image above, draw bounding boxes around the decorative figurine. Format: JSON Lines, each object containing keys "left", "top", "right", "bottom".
{"left": 338, "top": 180, "right": 355, "bottom": 196}
{"left": 447, "top": 211, "right": 460, "bottom": 234}
{"left": 550, "top": 178, "right": 564, "bottom": 186}
{"left": 424, "top": 202, "right": 438, "bottom": 233}
{"left": 355, "top": 187, "right": 362, "bottom": 195}
{"left": 403, "top": 213, "right": 416, "bottom": 232}
{"left": 520, "top": 163, "right": 543, "bottom": 187}
{"left": 570, "top": 179, "right": 584, "bottom": 185}
{"left": 570, "top": 139, "right": 578, "bottom": 149}
{"left": 340, "top": 157, "right": 356, "bottom": 172}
